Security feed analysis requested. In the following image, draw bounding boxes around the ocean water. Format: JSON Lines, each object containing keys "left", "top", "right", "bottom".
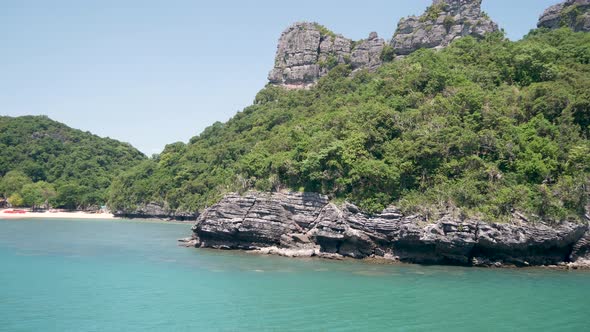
{"left": 0, "top": 218, "right": 589, "bottom": 332}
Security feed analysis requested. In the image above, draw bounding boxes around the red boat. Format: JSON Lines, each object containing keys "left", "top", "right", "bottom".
{"left": 3, "top": 210, "right": 27, "bottom": 214}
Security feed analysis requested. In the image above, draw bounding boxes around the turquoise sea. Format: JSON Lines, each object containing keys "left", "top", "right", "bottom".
{"left": 1, "top": 218, "right": 589, "bottom": 331}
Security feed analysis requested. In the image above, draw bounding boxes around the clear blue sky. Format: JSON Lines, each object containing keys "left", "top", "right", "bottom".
{"left": 1, "top": 0, "right": 558, "bottom": 155}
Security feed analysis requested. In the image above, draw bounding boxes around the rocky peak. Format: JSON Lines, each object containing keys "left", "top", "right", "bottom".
{"left": 268, "top": 22, "right": 353, "bottom": 88}
{"left": 268, "top": 23, "right": 385, "bottom": 88}
{"left": 538, "top": 0, "right": 590, "bottom": 32}
{"left": 432, "top": 0, "right": 480, "bottom": 15}
{"left": 391, "top": 0, "right": 499, "bottom": 55}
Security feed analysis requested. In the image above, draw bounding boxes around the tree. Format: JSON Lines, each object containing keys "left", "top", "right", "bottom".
{"left": 21, "top": 182, "right": 56, "bottom": 210}
{"left": 7, "top": 193, "right": 24, "bottom": 207}
{"left": 0, "top": 170, "right": 32, "bottom": 198}
{"left": 55, "top": 183, "right": 85, "bottom": 210}
{"left": 96, "top": 28, "right": 590, "bottom": 221}
{"left": 0, "top": 115, "right": 146, "bottom": 207}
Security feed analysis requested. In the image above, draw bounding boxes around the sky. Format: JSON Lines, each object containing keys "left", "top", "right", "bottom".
{"left": 1, "top": 0, "right": 559, "bottom": 155}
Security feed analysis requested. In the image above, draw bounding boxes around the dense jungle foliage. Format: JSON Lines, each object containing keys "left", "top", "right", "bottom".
{"left": 3, "top": 29, "right": 588, "bottom": 223}
{"left": 0, "top": 116, "right": 146, "bottom": 209}
{"left": 93, "top": 29, "right": 590, "bottom": 221}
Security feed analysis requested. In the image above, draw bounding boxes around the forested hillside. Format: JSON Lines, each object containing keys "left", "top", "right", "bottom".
{"left": 109, "top": 28, "right": 588, "bottom": 222}
{"left": 0, "top": 116, "right": 146, "bottom": 209}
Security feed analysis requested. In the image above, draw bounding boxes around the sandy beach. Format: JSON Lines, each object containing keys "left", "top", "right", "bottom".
{"left": 0, "top": 209, "right": 115, "bottom": 220}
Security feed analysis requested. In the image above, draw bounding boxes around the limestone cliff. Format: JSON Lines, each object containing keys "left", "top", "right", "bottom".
{"left": 184, "top": 192, "right": 590, "bottom": 268}
{"left": 391, "top": 0, "right": 499, "bottom": 56}
{"left": 268, "top": 23, "right": 385, "bottom": 88}
{"left": 538, "top": 0, "right": 590, "bottom": 32}
{"left": 269, "top": 0, "right": 500, "bottom": 88}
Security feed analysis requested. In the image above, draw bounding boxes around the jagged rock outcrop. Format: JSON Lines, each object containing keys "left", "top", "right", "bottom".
{"left": 186, "top": 192, "right": 590, "bottom": 268}
{"left": 268, "top": 23, "right": 385, "bottom": 88}
{"left": 267, "top": 0, "right": 590, "bottom": 88}
{"left": 115, "top": 203, "right": 198, "bottom": 221}
{"left": 538, "top": 0, "right": 590, "bottom": 32}
{"left": 350, "top": 32, "right": 386, "bottom": 71}
{"left": 268, "top": 23, "right": 351, "bottom": 88}
{"left": 391, "top": 0, "right": 499, "bottom": 56}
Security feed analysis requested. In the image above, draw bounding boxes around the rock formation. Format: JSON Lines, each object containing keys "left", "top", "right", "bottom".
{"left": 268, "top": 0, "right": 501, "bottom": 88}
{"left": 184, "top": 192, "right": 590, "bottom": 268}
{"left": 267, "top": 0, "right": 590, "bottom": 88}
{"left": 115, "top": 202, "right": 198, "bottom": 221}
{"left": 538, "top": 0, "right": 590, "bottom": 32}
{"left": 350, "top": 32, "right": 386, "bottom": 71}
{"left": 268, "top": 23, "right": 385, "bottom": 88}
{"left": 391, "top": 0, "right": 499, "bottom": 55}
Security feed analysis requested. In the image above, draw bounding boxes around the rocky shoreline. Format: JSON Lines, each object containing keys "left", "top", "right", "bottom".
{"left": 114, "top": 203, "right": 199, "bottom": 222}
{"left": 181, "top": 192, "right": 590, "bottom": 269}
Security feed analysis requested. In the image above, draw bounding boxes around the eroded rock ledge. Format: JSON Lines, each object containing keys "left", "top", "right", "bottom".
{"left": 115, "top": 203, "right": 198, "bottom": 222}
{"left": 183, "top": 192, "right": 590, "bottom": 268}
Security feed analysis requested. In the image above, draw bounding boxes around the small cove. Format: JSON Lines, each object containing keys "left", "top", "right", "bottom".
{"left": 1, "top": 218, "right": 588, "bottom": 331}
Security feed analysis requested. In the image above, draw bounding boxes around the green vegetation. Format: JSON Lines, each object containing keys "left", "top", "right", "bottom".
{"left": 319, "top": 55, "right": 340, "bottom": 70}
{"left": 443, "top": 16, "right": 455, "bottom": 32}
{"left": 380, "top": 45, "right": 396, "bottom": 62}
{"left": 0, "top": 170, "right": 32, "bottom": 198}
{"left": 7, "top": 193, "right": 24, "bottom": 207}
{"left": 109, "top": 28, "right": 590, "bottom": 223}
{"left": 21, "top": 181, "right": 56, "bottom": 210}
{"left": 4, "top": 28, "right": 587, "bottom": 223}
{"left": 420, "top": 2, "right": 447, "bottom": 22}
{"left": 0, "top": 116, "right": 146, "bottom": 210}
{"left": 313, "top": 23, "right": 337, "bottom": 40}
{"left": 560, "top": 4, "right": 585, "bottom": 29}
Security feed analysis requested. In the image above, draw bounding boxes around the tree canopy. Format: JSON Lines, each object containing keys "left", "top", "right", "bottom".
{"left": 109, "top": 28, "right": 590, "bottom": 223}
{"left": 0, "top": 115, "right": 146, "bottom": 209}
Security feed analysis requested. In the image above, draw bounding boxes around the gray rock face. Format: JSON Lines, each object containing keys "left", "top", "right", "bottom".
{"left": 391, "top": 0, "right": 499, "bottom": 56}
{"left": 570, "top": 228, "right": 590, "bottom": 259}
{"left": 268, "top": 23, "right": 350, "bottom": 88}
{"left": 350, "top": 32, "right": 386, "bottom": 71}
{"left": 115, "top": 202, "right": 198, "bottom": 221}
{"left": 268, "top": 1, "right": 501, "bottom": 87}
{"left": 194, "top": 192, "right": 328, "bottom": 248}
{"left": 190, "top": 192, "right": 590, "bottom": 267}
{"left": 538, "top": 0, "right": 590, "bottom": 32}
{"left": 268, "top": 23, "right": 384, "bottom": 88}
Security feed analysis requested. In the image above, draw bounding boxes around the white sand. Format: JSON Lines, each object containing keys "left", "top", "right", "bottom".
{"left": 0, "top": 209, "right": 115, "bottom": 220}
